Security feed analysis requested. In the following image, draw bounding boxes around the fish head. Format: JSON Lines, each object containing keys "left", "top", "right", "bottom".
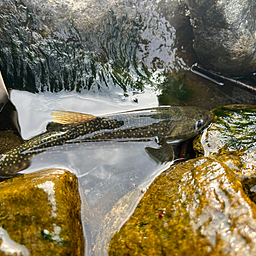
{"left": 162, "top": 106, "right": 213, "bottom": 143}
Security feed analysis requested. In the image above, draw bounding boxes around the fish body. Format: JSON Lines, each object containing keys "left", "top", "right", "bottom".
{"left": 0, "top": 106, "right": 212, "bottom": 178}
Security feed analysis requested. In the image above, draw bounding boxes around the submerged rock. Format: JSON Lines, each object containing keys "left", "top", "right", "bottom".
{"left": 109, "top": 157, "right": 256, "bottom": 255}
{"left": 186, "top": 0, "right": 256, "bottom": 75}
{"left": 0, "top": 169, "right": 84, "bottom": 255}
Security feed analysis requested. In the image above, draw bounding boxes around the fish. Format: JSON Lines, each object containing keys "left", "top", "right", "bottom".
{"left": 0, "top": 106, "right": 213, "bottom": 179}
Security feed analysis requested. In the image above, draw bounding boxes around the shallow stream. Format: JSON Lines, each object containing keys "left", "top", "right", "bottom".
{"left": 1, "top": 0, "right": 256, "bottom": 255}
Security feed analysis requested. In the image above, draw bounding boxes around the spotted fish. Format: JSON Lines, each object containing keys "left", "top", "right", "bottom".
{"left": 0, "top": 106, "right": 212, "bottom": 179}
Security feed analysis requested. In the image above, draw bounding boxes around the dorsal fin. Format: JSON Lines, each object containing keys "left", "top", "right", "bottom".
{"left": 51, "top": 111, "right": 97, "bottom": 124}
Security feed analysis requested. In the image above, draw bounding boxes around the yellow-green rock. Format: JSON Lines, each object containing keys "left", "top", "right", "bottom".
{"left": 0, "top": 169, "right": 84, "bottom": 255}
{"left": 109, "top": 157, "right": 256, "bottom": 255}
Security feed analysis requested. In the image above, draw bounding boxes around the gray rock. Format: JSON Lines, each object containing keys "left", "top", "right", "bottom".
{"left": 186, "top": 0, "right": 256, "bottom": 75}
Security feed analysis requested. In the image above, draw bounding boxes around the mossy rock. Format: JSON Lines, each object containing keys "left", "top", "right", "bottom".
{"left": 193, "top": 104, "right": 256, "bottom": 179}
{"left": 109, "top": 157, "right": 256, "bottom": 255}
{"left": 0, "top": 169, "right": 84, "bottom": 255}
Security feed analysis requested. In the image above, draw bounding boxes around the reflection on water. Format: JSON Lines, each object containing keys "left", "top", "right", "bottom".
{"left": 136, "top": 1, "right": 186, "bottom": 72}
{"left": 10, "top": 89, "right": 159, "bottom": 140}
{"left": 2, "top": 0, "right": 256, "bottom": 113}
{"left": 0, "top": 0, "right": 188, "bottom": 96}
{"left": 20, "top": 139, "right": 173, "bottom": 255}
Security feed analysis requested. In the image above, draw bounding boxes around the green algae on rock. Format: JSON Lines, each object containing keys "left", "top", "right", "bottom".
{"left": 201, "top": 104, "right": 256, "bottom": 153}
{"left": 0, "top": 169, "right": 84, "bottom": 255}
{"left": 109, "top": 157, "right": 256, "bottom": 256}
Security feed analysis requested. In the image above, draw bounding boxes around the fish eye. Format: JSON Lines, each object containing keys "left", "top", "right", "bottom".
{"left": 195, "top": 119, "right": 203, "bottom": 129}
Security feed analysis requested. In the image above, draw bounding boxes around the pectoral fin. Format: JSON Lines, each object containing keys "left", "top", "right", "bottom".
{"left": 51, "top": 110, "right": 97, "bottom": 124}
{"left": 145, "top": 145, "right": 174, "bottom": 164}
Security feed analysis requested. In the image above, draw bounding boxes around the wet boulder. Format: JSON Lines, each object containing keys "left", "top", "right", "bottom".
{"left": 193, "top": 104, "right": 256, "bottom": 180}
{"left": 193, "top": 104, "right": 256, "bottom": 207}
{"left": 109, "top": 157, "right": 256, "bottom": 255}
{"left": 186, "top": 0, "right": 256, "bottom": 75}
{"left": 0, "top": 168, "right": 84, "bottom": 255}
